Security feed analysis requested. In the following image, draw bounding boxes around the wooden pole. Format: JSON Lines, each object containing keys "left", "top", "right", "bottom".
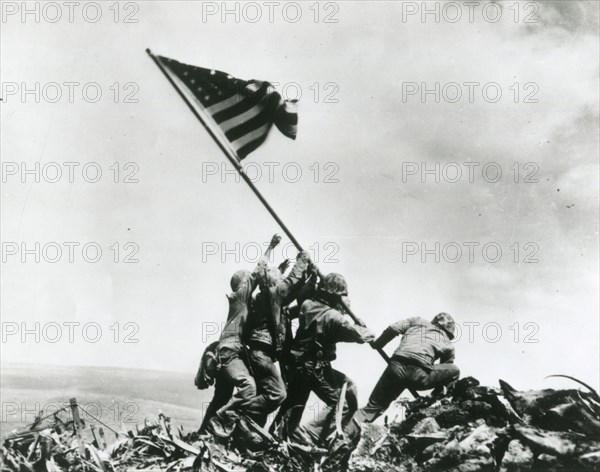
{"left": 98, "top": 427, "right": 107, "bottom": 450}
{"left": 69, "top": 398, "right": 86, "bottom": 457}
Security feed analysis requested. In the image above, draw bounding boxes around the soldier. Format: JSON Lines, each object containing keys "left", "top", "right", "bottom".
{"left": 195, "top": 341, "right": 232, "bottom": 434}
{"left": 243, "top": 251, "right": 311, "bottom": 427}
{"left": 207, "top": 234, "right": 281, "bottom": 437}
{"left": 354, "top": 313, "right": 460, "bottom": 424}
{"left": 273, "top": 272, "right": 375, "bottom": 447}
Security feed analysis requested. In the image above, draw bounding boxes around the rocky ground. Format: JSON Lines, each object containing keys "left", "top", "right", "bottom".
{"left": 2, "top": 376, "right": 599, "bottom": 472}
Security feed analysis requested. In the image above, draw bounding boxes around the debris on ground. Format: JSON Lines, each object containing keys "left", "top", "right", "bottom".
{"left": 349, "top": 376, "right": 600, "bottom": 472}
{"left": 2, "top": 376, "right": 599, "bottom": 472}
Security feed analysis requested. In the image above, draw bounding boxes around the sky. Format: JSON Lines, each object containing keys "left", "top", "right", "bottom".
{"left": 1, "top": 1, "right": 599, "bottom": 400}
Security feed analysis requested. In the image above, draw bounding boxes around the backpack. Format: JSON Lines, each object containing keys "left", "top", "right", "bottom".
{"left": 194, "top": 341, "right": 220, "bottom": 390}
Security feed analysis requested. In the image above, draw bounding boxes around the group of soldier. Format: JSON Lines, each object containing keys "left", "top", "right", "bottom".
{"left": 195, "top": 233, "right": 460, "bottom": 455}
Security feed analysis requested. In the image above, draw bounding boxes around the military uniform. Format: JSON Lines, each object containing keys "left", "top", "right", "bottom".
{"left": 195, "top": 341, "right": 232, "bottom": 434}
{"left": 244, "top": 252, "right": 310, "bottom": 426}
{"left": 199, "top": 376, "right": 233, "bottom": 434}
{"left": 354, "top": 315, "right": 460, "bottom": 424}
{"left": 206, "top": 262, "right": 267, "bottom": 436}
{"left": 273, "top": 297, "right": 375, "bottom": 446}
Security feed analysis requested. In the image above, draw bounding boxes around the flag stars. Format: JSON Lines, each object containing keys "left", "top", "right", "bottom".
{"left": 210, "top": 70, "right": 216, "bottom": 75}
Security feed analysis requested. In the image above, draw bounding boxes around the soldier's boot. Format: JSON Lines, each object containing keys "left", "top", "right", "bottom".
{"left": 233, "top": 416, "right": 273, "bottom": 452}
{"left": 208, "top": 410, "right": 238, "bottom": 438}
{"left": 432, "top": 378, "right": 459, "bottom": 398}
{"left": 321, "top": 419, "right": 362, "bottom": 472}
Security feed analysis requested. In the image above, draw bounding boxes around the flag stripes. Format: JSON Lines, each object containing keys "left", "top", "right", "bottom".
{"left": 156, "top": 55, "right": 297, "bottom": 160}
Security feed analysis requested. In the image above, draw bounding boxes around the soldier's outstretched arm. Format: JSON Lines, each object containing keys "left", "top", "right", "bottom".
{"left": 330, "top": 312, "right": 376, "bottom": 344}
{"left": 276, "top": 250, "right": 310, "bottom": 299}
{"left": 439, "top": 344, "right": 456, "bottom": 364}
{"left": 371, "top": 317, "right": 422, "bottom": 349}
{"left": 295, "top": 271, "right": 318, "bottom": 307}
{"left": 237, "top": 234, "right": 283, "bottom": 301}
{"left": 261, "top": 233, "right": 282, "bottom": 265}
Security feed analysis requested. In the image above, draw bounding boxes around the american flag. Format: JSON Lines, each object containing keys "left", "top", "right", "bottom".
{"left": 156, "top": 55, "right": 298, "bottom": 160}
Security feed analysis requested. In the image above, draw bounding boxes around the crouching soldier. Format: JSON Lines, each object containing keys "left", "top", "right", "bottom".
{"left": 354, "top": 313, "right": 460, "bottom": 425}
{"left": 207, "top": 234, "right": 281, "bottom": 437}
{"left": 195, "top": 341, "right": 232, "bottom": 434}
{"left": 275, "top": 273, "right": 375, "bottom": 447}
{"left": 243, "top": 251, "right": 311, "bottom": 427}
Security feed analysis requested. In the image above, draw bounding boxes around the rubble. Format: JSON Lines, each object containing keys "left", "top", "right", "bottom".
{"left": 2, "top": 376, "right": 599, "bottom": 472}
{"left": 349, "top": 376, "right": 600, "bottom": 472}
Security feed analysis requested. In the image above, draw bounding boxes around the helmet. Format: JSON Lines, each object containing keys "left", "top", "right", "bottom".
{"left": 432, "top": 312, "right": 456, "bottom": 340}
{"left": 230, "top": 269, "right": 251, "bottom": 292}
{"left": 321, "top": 273, "right": 348, "bottom": 296}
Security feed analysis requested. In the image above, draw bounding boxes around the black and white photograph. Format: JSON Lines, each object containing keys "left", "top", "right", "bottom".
{"left": 1, "top": 1, "right": 599, "bottom": 471}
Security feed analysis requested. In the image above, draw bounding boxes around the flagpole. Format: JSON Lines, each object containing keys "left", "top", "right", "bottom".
{"left": 146, "top": 49, "right": 305, "bottom": 250}
{"left": 145, "top": 49, "right": 409, "bottom": 377}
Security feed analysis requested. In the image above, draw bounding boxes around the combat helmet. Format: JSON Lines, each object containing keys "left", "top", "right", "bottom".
{"left": 230, "top": 269, "right": 251, "bottom": 292}
{"left": 432, "top": 312, "right": 456, "bottom": 340}
{"left": 320, "top": 273, "right": 348, "bottom": 296}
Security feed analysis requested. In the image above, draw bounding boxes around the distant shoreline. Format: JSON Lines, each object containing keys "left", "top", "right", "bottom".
{"left": 0, "top": 362, "right": 208, "bottom": 436}
{"left": 1, "top": 361, "right": 193, "bottom": 377}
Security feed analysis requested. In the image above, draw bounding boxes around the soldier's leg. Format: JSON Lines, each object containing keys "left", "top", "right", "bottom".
{"left": 219, "top": 351, "right": 257, "bottom": 410}
{"left": 325, "top": 367, "right": 358, "bottom": 427}
{"left": 245, "top": 347, "right": 287, "bottom": 427}
{"left": 270, "top": 365, "right": 311, "bottom": 439}
{"left": 291, "top": 363, "right": 356, "bottom": 447}
{"left": 354, "top": 361, "right": 408, "bottom": 424}
{"left": 209, "top": 349, "right": 256, "bottom": 437}
{"left": 411, "top": 363, "right": 460, "bottom": 391}
{"left": 323, "top": 362, "right": 410, "bottom": 471}
{"left": 199, "top": 375, "right": 234, "bottom": 433}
